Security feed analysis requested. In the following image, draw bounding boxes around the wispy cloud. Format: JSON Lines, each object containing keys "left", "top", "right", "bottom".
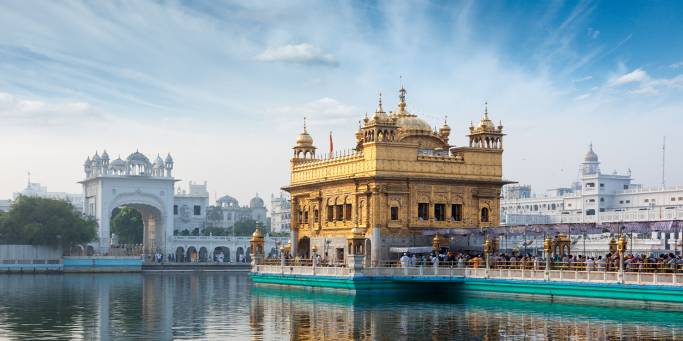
{"left": 573, "top": 75, "right": 593, "bottom": 83}
{"left": 274, "top": 97, "right": 356, "bottom": 124}
{"left": 0, "top": 1, "right": 682, "bottom": 200}
{"left": 671, "top": 60, "right": 683, "bottom": 69}
{"left": 0, "top": 91, "right": 105, "bottom": 126}
{"left": 609, "top": 68, "right": 648, "bottom": 87}
{"left": 256, "top": 43, "right": 339, "bottom": 67}
{"left": 607, "top": 68, "right": 683, "bottom": 95}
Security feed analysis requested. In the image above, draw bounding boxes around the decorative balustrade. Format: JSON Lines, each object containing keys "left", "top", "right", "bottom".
{"left": 173, "top": 236, "right": 288, "bottom": 242}
{"left": 253, "top": 259, "right": 683, "bottom": 286}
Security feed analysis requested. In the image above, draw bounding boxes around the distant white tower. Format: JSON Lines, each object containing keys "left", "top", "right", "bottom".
{"left": 581, "top": 143, "right": 600, "bottom": 176}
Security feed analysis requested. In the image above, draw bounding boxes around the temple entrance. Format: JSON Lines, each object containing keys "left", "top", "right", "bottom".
{"left": 109, "top": 204, "right": 162, "bottom": 256}
{"left": 80, "top": 150, "right": 175, "bottom": 255}
{"left": 298, "top": 237, "right": 310, "bottom": 259}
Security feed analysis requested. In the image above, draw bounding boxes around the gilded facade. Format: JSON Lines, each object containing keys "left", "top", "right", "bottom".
{"left": 283, "top": 86, "right": 509, "bottom": 264}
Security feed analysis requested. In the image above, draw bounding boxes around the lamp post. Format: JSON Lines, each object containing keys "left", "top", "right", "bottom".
{"left": 312, "top": 245, "right": 318, "bottom": 269}
{"left": 617, "top": 233, "right": 628, "bottom": 284}
{"left": 250, "top": 222, "right": 265, "bottom": 266}
{"left": 543, "top": 234, "right": 552, "bottom": 281}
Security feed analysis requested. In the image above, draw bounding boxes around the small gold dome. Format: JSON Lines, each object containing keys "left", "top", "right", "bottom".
{"left": 295, "top": 117, "right": 314, "bottom": 147}
{"left": 252, "top": 228, "right": 263, "bottom": 238}
{"left": 296, "top": 131, "right": 313, "bottom": 146}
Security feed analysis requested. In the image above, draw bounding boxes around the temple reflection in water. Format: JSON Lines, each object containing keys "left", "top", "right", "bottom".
{"left": 250, "top": 285, "right": 683, "bottom": 340}
{"left": 1, "top": 273, "right": 683, "bottom": 339}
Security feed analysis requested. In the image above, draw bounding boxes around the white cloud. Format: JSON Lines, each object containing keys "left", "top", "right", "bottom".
{"left": 573, "top": 75, "right": 593, "bottom": 83}
{"left": 274, "top": 97, "right": 356, "bottom": 123}
{"left": 671, "top": 60, "right": 683, "bottom": 69}
{"left": 609, "top": 68, "right": 649, "bottom": 87}
{"left": 0, "top": 91, "right": 105, "bottom": 126}
{"left": 256, "top": 43, "right": 339, "bottom": 67}
{"left": 606, "top": 68, "right": 683, "bottom": 95}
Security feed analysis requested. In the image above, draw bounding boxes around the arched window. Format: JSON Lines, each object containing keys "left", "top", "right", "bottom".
{"left": 481, "top": 207, "right": 489, "bottom": 222}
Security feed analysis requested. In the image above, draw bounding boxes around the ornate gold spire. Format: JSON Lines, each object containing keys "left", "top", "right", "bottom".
{"left": 398, "top": 81, "right": 407, "bottom": 112}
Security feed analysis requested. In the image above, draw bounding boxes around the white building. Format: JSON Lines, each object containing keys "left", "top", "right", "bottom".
{"left": 13, "top": 181, "right": 84, "bottom": 211}
{"left": 270, "top": 192, "right": 291, "bottom": 233}
{"left": 206, "top": 194, "right": 268, "bottom": 230}
{"left": 502, "top": 144, "right": 683, "bottom": 226}
{"left": 81, "top": 150, "right": 176, "bottom": 254}
{"left": 173, "top": 181, "right": 210, "bottom": 234}
{"left": 498, "top": 144, "right": 683, "bottom": 257}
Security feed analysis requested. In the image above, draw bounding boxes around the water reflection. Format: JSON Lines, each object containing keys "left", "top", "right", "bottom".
{"left": 252, "top": 286, "right": 683, "bottom": 340}
{"left": 1, "top": 273, "right": 683, "bottom": 340}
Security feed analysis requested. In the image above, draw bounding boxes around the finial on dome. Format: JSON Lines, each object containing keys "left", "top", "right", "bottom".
{"left": 376, "top": 92, "right": 384, "bottom": 113}
{"left": 303, "top": 117, "right": 307, "bottom": 133}
{"left": 444, "top": 115, "right": 448, "bottom": 125}
{"left": 398, "top": 81, "right": 407, "bottom": 112}
{"left": 484, "top": 101, "right": 489, "bottom": 119}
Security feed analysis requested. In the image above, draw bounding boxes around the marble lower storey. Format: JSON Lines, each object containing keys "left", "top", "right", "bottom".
{"left": 249, "top": 272, "right": 683, "bottom": 303}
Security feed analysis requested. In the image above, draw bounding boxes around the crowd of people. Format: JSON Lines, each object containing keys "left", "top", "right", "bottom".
{"left": 396, "top": 250, "right": 683, "bottom": 273}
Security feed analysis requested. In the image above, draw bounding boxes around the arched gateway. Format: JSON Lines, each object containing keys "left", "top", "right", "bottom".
{"left": 80, "top": 150, "right": 176, "bottom": 255}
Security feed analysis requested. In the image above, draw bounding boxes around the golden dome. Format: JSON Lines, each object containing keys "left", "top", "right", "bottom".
{"left": 440, "top": 117, "right": 451, "bottom": 133}
{"left": 471, "top": 102, "right": 501, "bottom": 134}
{"left": 295, "top": 117, "right": 314, "bottom": 146}
{"left": 296, "top": 131, "right": 313, "bottom": 146}
{"left": 477, "top": 112, "right": 495, "bottom": 131}
{"left": 251, "top": 228, "right": 263, "bottom": 238}
{"left": 396, "top": 115, "right": 432, "bottom": 132}
{"left": 393, "top": 86, "right": 432, "bottom": 133}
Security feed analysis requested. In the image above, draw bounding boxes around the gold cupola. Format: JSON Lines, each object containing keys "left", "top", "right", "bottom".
{"left": 468, "top": 102, "right": 504, "bottom": 149}
{"left": 293, "top": 117, "right": 316, "bottom": 159}
{"left": 439, "top": 116, "right": 451, "bottom": 144}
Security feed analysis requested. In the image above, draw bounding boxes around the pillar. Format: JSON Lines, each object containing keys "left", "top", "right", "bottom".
{"left": 543, "top": 237, "right": 552, "bottom": 281}
{"left": 291, "top": 229, "right": 298, "bottom": 259}
{"left": 372, "top": 225, "right": 381, "bottom": 266}
{"left": 617, "top": 234, "right": 627, "bottom": 284}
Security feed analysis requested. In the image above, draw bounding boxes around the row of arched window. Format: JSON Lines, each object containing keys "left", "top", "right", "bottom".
{"left": 470, "top": 135, "right": 502, "bottom": 149}
{"left": 364, "top": 128, "right": 396, "bottom": 143}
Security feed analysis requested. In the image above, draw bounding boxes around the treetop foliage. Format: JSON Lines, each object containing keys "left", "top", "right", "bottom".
{"left": 0, "top": 196, "right": 97, "bottom": 249}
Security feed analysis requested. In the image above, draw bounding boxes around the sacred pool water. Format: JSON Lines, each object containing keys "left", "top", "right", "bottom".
{"left": 1, "top": 272, "right": 682, "bottom": 340}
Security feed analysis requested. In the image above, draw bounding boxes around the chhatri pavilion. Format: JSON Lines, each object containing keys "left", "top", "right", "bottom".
{"left": 283, "top": 86, "right": 510, "bottom": 265}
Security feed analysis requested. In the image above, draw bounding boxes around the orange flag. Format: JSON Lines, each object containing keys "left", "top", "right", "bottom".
{"left": 329, "top": 131, "right": 333, "bottom": 157}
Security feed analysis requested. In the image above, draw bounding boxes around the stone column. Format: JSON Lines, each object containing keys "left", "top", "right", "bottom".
{"left": 372, "top": 225, "right": 381, "bottom": 266}
{"left": 291, "top": 228, "right": 298, "bottom": 259}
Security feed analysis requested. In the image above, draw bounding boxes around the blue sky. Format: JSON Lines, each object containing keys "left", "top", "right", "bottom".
{"left": 1, "top": 0, "right": 682, "bottom": 202}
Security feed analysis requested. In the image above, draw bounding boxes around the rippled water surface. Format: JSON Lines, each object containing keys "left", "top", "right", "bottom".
{"left": 1, "top": 272, "right": 683, "bottom": 340}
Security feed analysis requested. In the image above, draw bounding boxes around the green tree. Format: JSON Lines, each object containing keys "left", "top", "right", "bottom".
{"left": 202, "top": 226, "right": 228, "bottom": 236}
{"left": 110, "top": 207, "right": 143, "bottom": 244}
{"left": 0, "top": 196, "right": 97, "bottom": 249}
{"left": 232, "top": 219, "right": 257, "bottom": 236}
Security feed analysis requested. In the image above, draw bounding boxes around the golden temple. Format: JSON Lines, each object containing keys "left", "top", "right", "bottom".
{"left": 283, "top": 86, "right": 510, "bottom": 264}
